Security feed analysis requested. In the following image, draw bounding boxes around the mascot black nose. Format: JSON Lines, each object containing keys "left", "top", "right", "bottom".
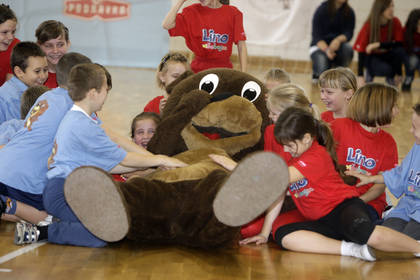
{"left": 210, "top": 92, "right": 234, "bottom": 103}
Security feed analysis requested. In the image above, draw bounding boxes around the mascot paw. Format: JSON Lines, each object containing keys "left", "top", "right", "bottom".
{"left": 64, "top": 166, "right": 129, "bottom": 242}
{"left": 213, "top": 151, "right": 289, "bottom": 227}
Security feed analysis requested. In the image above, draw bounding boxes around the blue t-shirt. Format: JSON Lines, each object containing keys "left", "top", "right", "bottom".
{"left": 383, "top": 144, "right": 420, "bottom": 222}
{"left": 47, "top": 106, "right": 126, "bottom": 179}
{"left": 0, "top": 119, "right": 24, "bottom": 145}
{"left": 0, "top": 87, "right": 73, "bottom": 194}
{"left": 0, "top": 76, "right": 28, "bottom": 124}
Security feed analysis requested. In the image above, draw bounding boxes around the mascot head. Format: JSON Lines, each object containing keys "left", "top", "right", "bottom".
{"left": 148, "top": 68, "right": 270, "bottom": 161}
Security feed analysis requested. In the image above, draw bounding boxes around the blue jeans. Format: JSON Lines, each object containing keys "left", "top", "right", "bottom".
{"left": 365, "top": 47, "right": 405, "bottom": 82}
{"left": 311, "top": 42, "right": 354, "bottom": 79}
{"left": 43, "top": 177, "right": 107, "bottom": 247}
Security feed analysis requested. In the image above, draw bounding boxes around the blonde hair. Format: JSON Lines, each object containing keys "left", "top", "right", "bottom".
{"left": 347, "top": 83, "right": 399, "bottom": 127}
{"left": 264, "top": 68, "right": 291, "bottom": 84}
{"left": 267, "top": 83, "right": 320, "bottom": 120}
{"left": 318, "top": 67, "right": 357, "bottom": 93}
{"left": 156, "top": 52, "right": 190, "bottom": 89}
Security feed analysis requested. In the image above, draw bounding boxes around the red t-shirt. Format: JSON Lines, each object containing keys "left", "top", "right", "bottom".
{"left": 354, "top": 17, "right": 403, "bottom": 53}
{"left": 144, "top": 95, "right": 164, "bottom": 114}
{"left": 288, "top": 141, "right": 359, "bottom": 220}
{"left": 321, "top": 111, "right": 335, "bottom": 123}
{"left": 331, "top": 118, "right": 398, "bottom": 215}
{"left": 263, "top": 124, "right": 292, "bottom": 162}
{"left": 0, "top": 38, "right": 19, "bottom": 86}
{"left": 169, "top": 4, "right": 246, "bottom": 73}
{"left": 44, "top": 72, "right": 58, "bottom": 89}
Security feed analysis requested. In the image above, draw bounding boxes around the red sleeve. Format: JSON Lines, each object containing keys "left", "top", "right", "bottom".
{"left": 232, "top": 8, "right": 246, "bottom": 43}
{"left": 292, "top": 143, "right": 329, "bottom": 184}
{"left": 168, "top": 9, "right": 188, "bottom": 37}
{"left": 263, "top": 125, "right": 291, "bottom": 162}
{"left": 393, "top": 17, "right": 404, "bottom": 42}
{"left": 44, "top": 72, "right": 58, "bottom": 89}
{"left": 381, "top": 134, "right": 398, "bottom": 171}
{"left": 143, "top": 96, "right": 163, "bottom": 114}
{"left": 353, "top": 22, "right": 370, "bottom": 53}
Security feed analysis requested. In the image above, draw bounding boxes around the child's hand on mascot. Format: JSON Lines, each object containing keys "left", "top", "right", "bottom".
{"left": 208, "top": 154, "right": 237, "bottom": 171}
{"left": 157, "top": 155, "right": 188, "bottom": 169}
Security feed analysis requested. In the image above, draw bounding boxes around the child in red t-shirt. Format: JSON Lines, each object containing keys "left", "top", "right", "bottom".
{"left": 331, "top": 83, "right": 399, "bottom": 222}
{"left": 318, "top": 67, "right": 357, "bottom": 123}
{"left": 214, "top": 83, "right": 320, "bottom": 239}
{"left": 162, "top": 0, "right": 247, "bottom": 73}
{"left": 0, "top": 4, "right": 19, "bottom": 86}
{"left": 143, "top": 52, "right": 189, "bottom": 114}
{"left": 35, "top": 20, "right": 71, "bottom": 89}
{"left": 402, "top": 9, "right": 420, "bottom": 91}
{"left": 353, "top": 0, "right": 405, "bottom": 86}
{"left": 214, "top": 107, "right": 420, "bottom": 261}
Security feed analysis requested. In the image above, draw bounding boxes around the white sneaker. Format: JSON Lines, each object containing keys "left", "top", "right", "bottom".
{"left": 342, "top": 241, "right": 376, "bottom": 262}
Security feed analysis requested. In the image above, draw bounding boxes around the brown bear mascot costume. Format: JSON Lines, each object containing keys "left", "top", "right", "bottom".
{"left": 63, "top": 69, "right": 290, "bottom": 249}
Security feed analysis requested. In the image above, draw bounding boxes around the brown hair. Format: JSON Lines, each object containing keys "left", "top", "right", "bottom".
{"left": 0, "top": 4, "right": 17, "bottom": 24}
{"left": 267, "top": 83, "right": 320, "bottom": 120}
{"left": 327, "top": 0, "right": 352, "bottom": 18}
{"left": 68, "top": 63, "right": 105, "bottom": 102}
{"left": 130, "top": 112, "right": 161, "bottom": 138}
{"left": 35, "top": 20, "right": 69, "bottom": 44}
{"left": 414, "top": 103, "right": 420, "bottom": 116}
{"left": 95, "top": 63, "right": 112, "bottom": 90}
{"left": 11, "top": 41, "right": 46, "bottom": 75}
{"left": 264, "top": 68, "right": 291, "bottom": 85}
{"left": 404, "top": 9, "right": 420, "bottom": 54}
{"left": 156, "top": 52, "right": 189, "bottom": 89}
{"left": 367, "top": 0, "right": 393, "bottom": 43}
{"left": 20, "top": 85, "right": 49, "bottom": 119}
{"left": 347, "top": 82, "right": 399, "bottom": 127}
{"left": 56, "top": 52, "right": 91, "bottom": 87}
{"left": 318, "top": 67, "right": 357, "bottom": 93}
{"left": 274, "top": 107, "right": 341, "bottom": 174}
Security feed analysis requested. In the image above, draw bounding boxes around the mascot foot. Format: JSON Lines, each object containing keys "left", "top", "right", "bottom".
{"left": 213, "top": 152, "right": 289, "bottom": 227}
{"left": 64, "top": 166, "right": 129, "bottom": 242}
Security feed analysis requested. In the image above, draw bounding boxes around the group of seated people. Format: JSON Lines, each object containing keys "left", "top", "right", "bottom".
{"left": 0, "top": 2, "right": 419, "bottom": 263}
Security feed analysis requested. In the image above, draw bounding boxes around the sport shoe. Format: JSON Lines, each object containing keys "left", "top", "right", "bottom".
{"left": 14, "top": 222, "right": 39, "bottom": 245}
{"left": 213, "top": 152, "right": 289, "bottom": 227}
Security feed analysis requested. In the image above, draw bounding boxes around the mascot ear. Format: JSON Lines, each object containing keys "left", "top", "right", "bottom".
{"left": 165, "top": 70, "right": 194, "bottom": 94}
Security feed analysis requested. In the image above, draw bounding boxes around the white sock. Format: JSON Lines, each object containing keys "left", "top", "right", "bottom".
{"left": 341, "top": 241, "right": 376, "bottom": 262}
{"left": 414, "top": 240, "right": 420, "bottom": 257}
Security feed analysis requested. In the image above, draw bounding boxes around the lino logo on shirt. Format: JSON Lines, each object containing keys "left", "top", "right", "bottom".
{"left": 408, "top": 169, "right": 420, "bottom": 187}
{"left": 289, "top": 179, "right": 313, "bottom": 198}
{"left": 346, "top": 148, "right": 376, "bottom": 170}
{"left": 202, "top": 29, "right": 228, "bottom": 52}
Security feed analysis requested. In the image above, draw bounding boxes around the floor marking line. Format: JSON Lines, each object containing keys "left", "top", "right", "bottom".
{"left": 0, "top": 268, "right": 12, "bottom": 272}
{"left": 0, "top": 241, "right": 46, "bottom": 265}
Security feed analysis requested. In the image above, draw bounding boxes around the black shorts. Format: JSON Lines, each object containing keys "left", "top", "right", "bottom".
{"left": 274, "top": 197, "right": 375, "bottom": 248}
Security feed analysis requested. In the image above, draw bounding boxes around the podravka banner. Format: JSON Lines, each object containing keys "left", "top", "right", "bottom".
{"left": 6, "top": 0, "right": 170, "bottom": 68}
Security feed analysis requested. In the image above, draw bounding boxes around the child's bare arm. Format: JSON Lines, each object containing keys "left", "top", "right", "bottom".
{"left": 345, "top": 170, "right": 385, "bottom": 186}
{"left": 359, "top": 183, "right": 386, "bottom": 203}
{"left": 120, "top": 153, "right": 187, "bottom": 170}
{"left": 209, "top": 154, "right": 237, "bottom": 171}
{"left": 239, "top": 192, "right": 286, "bottom": 245}
{"left": 162, "top": 0, "right": 187, "bottom": 30}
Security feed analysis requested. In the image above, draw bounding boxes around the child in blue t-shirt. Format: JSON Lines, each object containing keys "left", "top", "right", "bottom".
{"left": 0, "top": 53, "right": 92, "bottom": 227}
{"left": 347, "top": 103, "right": 420, "bottom": 239}
{"left": 0, "top": 41, "right": 48, "bottom": 124}
{"left": 0, "top": 85, "right": 49, "bottom": 146}
{"left": 14, "top": 63, "right": 186, "bottom": 247}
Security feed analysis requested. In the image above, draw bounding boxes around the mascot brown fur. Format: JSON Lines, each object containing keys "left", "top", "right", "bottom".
{"left": 64, "top": 69, "right": 290, "bottom": 249}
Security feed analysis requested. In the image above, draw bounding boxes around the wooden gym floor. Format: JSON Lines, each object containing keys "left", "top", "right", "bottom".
{"left": 0, "top": 65, "right": 419, "bottom": 279}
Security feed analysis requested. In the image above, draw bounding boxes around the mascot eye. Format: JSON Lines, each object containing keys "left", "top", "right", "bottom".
{"left": 199, "top": 74, "right": 219, "bottom": 94}
{"left": 241, "top": 81, "right": 261, "bottom": 102}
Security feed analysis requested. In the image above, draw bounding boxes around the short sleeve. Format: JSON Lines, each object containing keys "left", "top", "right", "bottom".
{"left": 233, "top": 9, "right": 246, "bottom": 43}
{"left": 168, "top": 12, "right": 188, "bottom": 37}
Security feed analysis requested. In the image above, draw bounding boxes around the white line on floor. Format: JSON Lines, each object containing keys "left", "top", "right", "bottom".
{"left": 0, "top": 268, "right": 12, "bottom": 272}
{"left": 0, "top": 241, "right": 46, "bottom": 268}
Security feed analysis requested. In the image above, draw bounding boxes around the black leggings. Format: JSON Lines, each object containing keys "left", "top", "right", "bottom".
{"left": 274, "top": 198, "right": 375, "bottom": 249}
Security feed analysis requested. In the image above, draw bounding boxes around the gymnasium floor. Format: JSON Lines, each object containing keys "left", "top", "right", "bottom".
{"left": 0, "top": 66, "right": 419, "bottom": 279}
